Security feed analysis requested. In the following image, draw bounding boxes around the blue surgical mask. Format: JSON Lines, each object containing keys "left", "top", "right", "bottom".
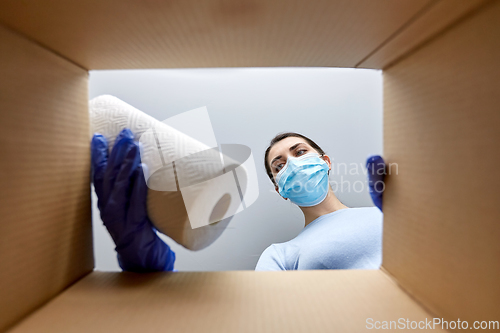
{"left": 276, "top": 152, "right": 330, "bottom": 207}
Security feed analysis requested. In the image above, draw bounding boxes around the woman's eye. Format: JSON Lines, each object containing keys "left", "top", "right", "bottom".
{"left": 296, "top": 149, "right": 307, "bottom": 156}
{"left": 275, "top": 163, "right": 284, "bottom": 172}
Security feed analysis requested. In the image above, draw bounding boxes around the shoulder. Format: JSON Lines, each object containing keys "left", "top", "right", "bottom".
{"left": 341, "top": 206, "right": 383, "bottom": 221}
{"left": 255, "top": 243, "right": 287, "bottom": 271}
{"left": 345, "top": 206, "right": 381, "bottom": 214}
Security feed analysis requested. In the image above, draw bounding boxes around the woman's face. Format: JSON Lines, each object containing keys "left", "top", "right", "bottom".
{"left": 268, "top": 137, "right": 329, "bottom": 187}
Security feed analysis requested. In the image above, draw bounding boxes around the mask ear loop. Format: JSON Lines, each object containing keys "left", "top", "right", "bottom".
{"left": 320, "top": 153, "right": 330, "bottom": 176}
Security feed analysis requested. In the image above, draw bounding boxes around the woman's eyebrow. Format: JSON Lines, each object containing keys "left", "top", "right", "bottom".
{"left": 271, "top": 143, "right": 306, "bottom": 166}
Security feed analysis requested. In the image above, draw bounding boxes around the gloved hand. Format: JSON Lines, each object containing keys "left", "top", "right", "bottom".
{"left": 366, "top": 155, "right": 386, "bottom": 212}
{"left": 91, "top": 128, "right": 176, "bottom": 272}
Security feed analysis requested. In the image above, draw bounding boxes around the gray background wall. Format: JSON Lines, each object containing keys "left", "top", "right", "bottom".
{"left": 89, "top": 67, "right": 382, "bottom": 271}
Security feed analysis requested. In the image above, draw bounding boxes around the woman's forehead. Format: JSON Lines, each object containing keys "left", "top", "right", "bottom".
{"left": 269, "top": 137, "right": 310, "bottom": 161}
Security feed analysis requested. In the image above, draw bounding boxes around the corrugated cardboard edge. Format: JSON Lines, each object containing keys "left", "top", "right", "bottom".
{"left": 0, "top": 0, "right": 430, "bottom": 69}
{"left": 382, "top": 0, "right": 500, "bottom": 323}
{"left": 7, "top": 270, "right": 446, "bottom": 333}
{"left": 0, "top": 24, "right": 94, "bottom": 332}
{"left": 357, "top": 0, "right": 491, "bottom": 69}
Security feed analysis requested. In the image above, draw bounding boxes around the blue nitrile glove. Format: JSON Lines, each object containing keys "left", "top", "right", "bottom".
{"left": 366, "top": 155, "right": 386, "bottom": 212}
{"left": 91, "top": 128, "right": 176, "bottom": 272}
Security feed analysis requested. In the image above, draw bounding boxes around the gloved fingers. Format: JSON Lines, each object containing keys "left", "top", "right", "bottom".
{"left": 366, "top": 155, "right": 386, "bottom": 186}
{"left": 127, "top": 163, "right": 150, "bottom": 229}
{"left": 102, "top": 128, "right": 135, "bottom": 205}
{"left": 104, "top": 142, "right": 141, "bottom": 227}
{"left": 366, "top": 155, "right": 385, "bottom": 171}
{"left": 114, "top": 142, "right": 141, "bottom": 191}
{"left": 91, "top": 134, "right": 108, "bottom": 200}
{"left": 366, "top": 155, "right": 386, "bottom": 212}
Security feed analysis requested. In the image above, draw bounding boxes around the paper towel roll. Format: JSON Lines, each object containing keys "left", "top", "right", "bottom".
{"left": 89, "top": 95, "right": 256, "bottom": 251}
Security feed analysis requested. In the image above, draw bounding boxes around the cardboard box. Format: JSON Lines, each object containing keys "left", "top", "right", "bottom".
{"left": 0, "top": 0, "right": 498, "bottom": 331}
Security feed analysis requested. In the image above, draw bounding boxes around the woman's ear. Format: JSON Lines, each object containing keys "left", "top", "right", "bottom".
{"left": 322, "top": 154, "right": 332, "bottom": 174}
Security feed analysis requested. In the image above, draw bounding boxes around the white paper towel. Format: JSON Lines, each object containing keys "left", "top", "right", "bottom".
{"left": 89, "top": 95, "right": 258, "bottom": 250}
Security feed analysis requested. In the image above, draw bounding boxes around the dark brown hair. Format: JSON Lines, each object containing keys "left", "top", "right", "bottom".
{"left": 264, "top": 132, "right": 326, "bottom": 187}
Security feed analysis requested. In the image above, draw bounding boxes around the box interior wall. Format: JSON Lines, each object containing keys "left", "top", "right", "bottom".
{"left": 0, "top": 1, "right": 498, "bottom": 331}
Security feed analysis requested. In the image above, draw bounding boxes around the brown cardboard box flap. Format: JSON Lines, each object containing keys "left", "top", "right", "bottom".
{"left": 0, "top": 0, "right": 431, "bottom": 70}
{"left": 357, "top": 0, "right": 490, "bottom": 69}
{"left": 383, "top": 0, "right": 500, "bottom": 323}
{"left": 8, "top": 270, "right": 443, "bottom": 333}
{"left": 0, "top": 24, "right": 93, "bottom": 332}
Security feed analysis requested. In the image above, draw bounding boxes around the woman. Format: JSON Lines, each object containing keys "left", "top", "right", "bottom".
{"left": 255, "top": 132, "right": 383, "bottom": 271}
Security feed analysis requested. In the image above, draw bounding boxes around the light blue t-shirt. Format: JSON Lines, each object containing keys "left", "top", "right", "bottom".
{"left": 255, "top": 207, "right": 383, "bottom": 271}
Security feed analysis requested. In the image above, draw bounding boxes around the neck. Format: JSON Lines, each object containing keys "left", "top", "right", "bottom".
{"left": 300, "top": 188, "right": 348, "bottom": 227}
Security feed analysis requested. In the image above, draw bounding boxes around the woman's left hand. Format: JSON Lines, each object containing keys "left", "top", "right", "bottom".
{"left": 366, "top": 155, "right": 386, "bottom": 212}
